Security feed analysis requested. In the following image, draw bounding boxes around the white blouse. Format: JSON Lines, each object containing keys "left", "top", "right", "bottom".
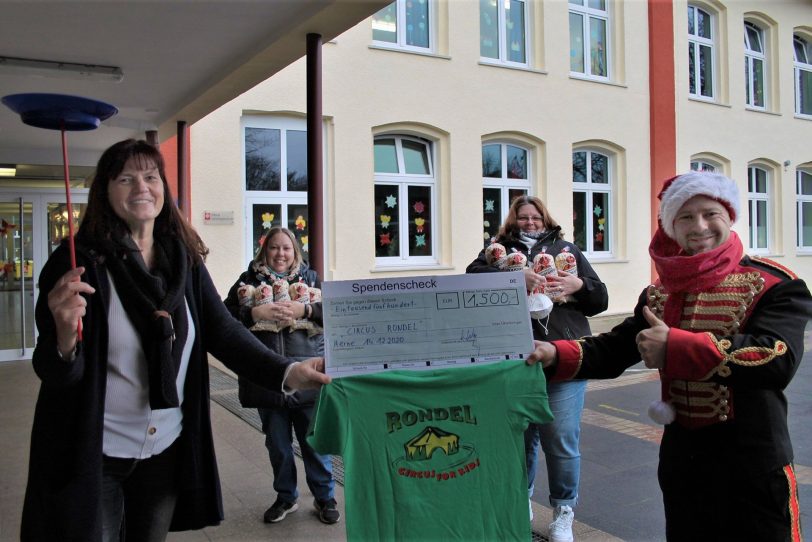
{"left": 102, "top": 271, "right": 195, "bottom": 459}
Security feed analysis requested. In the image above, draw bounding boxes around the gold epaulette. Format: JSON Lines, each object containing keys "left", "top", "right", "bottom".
{"left": 751, "top": 256, "right": 798, "bottom": 280}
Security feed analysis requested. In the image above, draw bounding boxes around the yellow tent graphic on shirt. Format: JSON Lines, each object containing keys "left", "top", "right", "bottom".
{"left": 404, "top": 427, "right": 460, "bottom": 460}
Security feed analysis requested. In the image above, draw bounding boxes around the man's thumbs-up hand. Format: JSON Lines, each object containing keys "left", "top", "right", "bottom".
{"left": 636, "top": 306, "right": 669, "bottom": 369}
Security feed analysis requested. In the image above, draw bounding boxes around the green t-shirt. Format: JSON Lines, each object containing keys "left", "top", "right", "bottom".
{"left": 307, "top": 360, "right": 552, "bottom": 542}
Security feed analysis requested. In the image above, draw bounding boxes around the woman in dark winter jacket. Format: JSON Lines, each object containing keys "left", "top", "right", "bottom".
{"left": 224, "top": 227, "right": 339, "bottom": 526}
{"left": 21, "top": 140, "right": 327, "bottom": 542}
{"left": 467, "top": 195, "right": 607, "bottom": 542}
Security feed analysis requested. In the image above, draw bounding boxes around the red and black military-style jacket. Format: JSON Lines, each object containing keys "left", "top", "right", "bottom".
{"left": 548, "top": 255, "right": 811, "bottom": 473}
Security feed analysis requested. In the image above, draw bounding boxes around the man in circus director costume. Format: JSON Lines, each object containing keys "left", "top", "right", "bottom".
{"left": 528, "top": 171, "right": 811, "bottom": 541}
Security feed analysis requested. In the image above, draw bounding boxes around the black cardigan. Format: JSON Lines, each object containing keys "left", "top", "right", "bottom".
{"left": 467, "top": 228, "right": 608, "bottom": 342}
{"left": 21, "top": 242, "right": 293, "bottom": 541}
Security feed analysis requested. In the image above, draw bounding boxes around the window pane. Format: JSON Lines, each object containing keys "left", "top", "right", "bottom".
{"left": 287, "top": 203, "right": 309, "bottom": 261}
{"left": 588, "top": 0, "right": 605, "bottom": 10}
{"left": 245, "top": 128, "right": 281, "bottom": 191}
{"left": 372, "top": 3, "right": 397, "bottom": 43}
{"left": 374, "top": 138, "right": 399, "bottom": 173}
{"left": 794, "top": 37, "right": 807, "bottom": 63}
{"left": 408, "top": 185, "right": 432, "bottom": 257}
{"left": 507, "top": 0, "right": 526, "bottom": 64}
{"left": 402, "top": 140, "right": 430, "bottom": 175}
{"left": 697, "top": 9, "right": 711, "bottom": 39}
{"left": 286, "top": 130, "right": 308, "bottom": 192}
{"left": 756, "top": 200, "right": 767, "bottom": 248}
{"left": 405, "top": 0, "right": 430, "bottom": 48}
{"left": 746, "top": 25, "right": 762, "bottom": 53}
{"left": 802, "top": 201, "right": 812, "bottom": 247}
{"left": 799, "top": 68, "right": 812, "bottom": 115}
{"left": 699, "top": 44, "right": 713, "bottom": 97}
{"left": 508, "top": 188, "right": 527, "bottom": 207}
{"left": 573, "top": 151, "right": 587, "bottom": 183}
{"left": 573, "top": 191, "right": 587, "bottom": 250}
{"left": 592, "top": 191, "right": 609, "bottom": 251}
{"left": 480, "top": 0, "right": 499, "bottom": 59}
{"left": 591, "top": 153, "right": 608, "bottom": 184}
{"left": 483, "top": 187, "right": 502, "bottom": 247}
{"left": 482, "top": 144, "right": 502, "bottom": 177}
{"left": 506, "top": 145, "right": 527, "bottom": 179}
{"left": 689, "top": 45, "right": 696, "bottom": 94}
{"left": 800, "top": 171, "right": 812, "bottom": 195}
{"left": 569, "top": 0, "right": 584, "bottom": 5}
{"left": 570, "top": 12, "right": 585, "bottom": 73}
{"left": 375, "top": 184, "right": 400, "bottom": 257}
{"left": 252, "top": 203, "right": 282, "bottom": 254}
{"left": 688, "top": 6, "right": 695, "bottom": 36}
{"left": 589, "top": 17, "right": 607, "bottom": 77}
{"left": 753, "top": 58, "right": 765, "bottom": 107}
{"left": 756, "top": 170, "right": 767, "bottom": 193}
{"left": 745, "top": 60, "right": 751, "bottom": 105}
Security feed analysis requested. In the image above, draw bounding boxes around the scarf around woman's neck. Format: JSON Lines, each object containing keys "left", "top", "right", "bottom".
{"left": 252, "top": 261, "right": 301, "bottom": 284}
{"left": 649, "top": 228, "right": 743, "bottom": 293}
{"left": 105, "top": 235, "right": 189, "bottom": 409}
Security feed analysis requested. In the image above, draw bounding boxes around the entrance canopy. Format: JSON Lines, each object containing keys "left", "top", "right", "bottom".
{"left": 0, "top": 0, "right": 388, "bottom": 170}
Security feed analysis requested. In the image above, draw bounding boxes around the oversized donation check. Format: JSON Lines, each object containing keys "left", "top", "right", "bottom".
{"left": 322, "top": 272, "right": 534, "bottom": 377}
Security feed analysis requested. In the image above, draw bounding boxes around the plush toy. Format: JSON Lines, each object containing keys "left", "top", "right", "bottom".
{"left": 485, "top": 242, "right": 552, "bottom": 321}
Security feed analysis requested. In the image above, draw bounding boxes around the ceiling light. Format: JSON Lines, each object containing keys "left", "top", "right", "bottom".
{"left": 0, "top": 56, "right": 123, "bottom": 83}
{"left": 0, "top": 164, "right": 16, "bottom": 177}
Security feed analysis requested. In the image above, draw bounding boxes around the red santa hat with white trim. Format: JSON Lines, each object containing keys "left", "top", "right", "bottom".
{"left": 658, "top": 171, "right": 740, "bottom": 239}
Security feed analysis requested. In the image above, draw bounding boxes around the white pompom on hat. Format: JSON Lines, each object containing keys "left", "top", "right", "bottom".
{"left": 658, "top": 171, "right": 740, "bottom": 240}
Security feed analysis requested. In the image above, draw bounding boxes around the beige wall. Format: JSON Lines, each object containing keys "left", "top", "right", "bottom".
{"left": 192, "top": 0, "right": 812, "bottom": 317}
{"left": 674, "top": 0, "right": 812, "bottom": 283}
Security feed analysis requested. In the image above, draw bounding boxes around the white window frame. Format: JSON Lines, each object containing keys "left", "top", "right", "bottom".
{"left": 241, "top": 116, "right": 309, "bottom": 263}
{"left": 569, "top": 0, "right": 611, "bottom": 81}
{"left": 572, "top": 148, "right": 613, "bottom": 258}
{"left": 796, "top": 169, "right": 812, "bottom": 251}
{"left": 688, "top": 4, "right": 716, "bottom": 100}
{"left": 690, "top": 160, "right": 718, "bottom": 172}
{"left": 374, "top": 135, "right": 438, "bottom": 267}
{"left": 481, "top": 141, "right": 532, "bottom": 245}
{"left": 371, "top": 0, "right": 434, "bottom": 53}
{"left": 794, "top": 34, "right": 812, "bottom": 118}
{"left": 744, "top": 21, "right": 767, "bottom": 110}
{"left": 747, "top": 165, "right": 771, "bottom": 253}
{"left": 479, "top": 0, "right": 530, "bottom": 68}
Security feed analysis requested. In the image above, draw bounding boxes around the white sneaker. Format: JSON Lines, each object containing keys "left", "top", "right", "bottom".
{"left": 549, "top": 505, "right": 574, "bottom": 542}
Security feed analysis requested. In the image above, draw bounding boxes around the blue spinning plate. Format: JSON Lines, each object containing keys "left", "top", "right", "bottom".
{"left": 2, "top": 93, "right": 117, "bottom": 131}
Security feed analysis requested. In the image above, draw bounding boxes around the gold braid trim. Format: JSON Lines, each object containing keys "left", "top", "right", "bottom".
{"left": 573, "top": 339, "right": 585, "bottom": 376}
{"left": 703, "top": 334, "right": 788, "bottom": 379}
{"left": 752, "top": 256, "right": 798, "bottom": 280}
{"left": 646, "top": 285, "right": 667, "bottom": 319}
{"left": 681, "top": 272, "right": 764, "bottom": 335}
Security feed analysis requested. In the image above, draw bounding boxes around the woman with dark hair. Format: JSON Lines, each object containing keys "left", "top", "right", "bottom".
{"left": 21, "top": 139, "right": 328, "bottom": 542}
{"left": 467, "top": 195, "right": 607, "bottom": 542}
{"left": 224, "top": 227, "right": 339, "bottom": 526}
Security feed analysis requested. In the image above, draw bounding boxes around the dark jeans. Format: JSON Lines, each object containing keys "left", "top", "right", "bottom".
{"left": 258, "top": 406, "right": 334, "bottom": 503}
{"left": 101, "top": 439, "right": 180, "bottom": 542}
{"left": 658, "top": 426, "right": 801, "bottom": 542}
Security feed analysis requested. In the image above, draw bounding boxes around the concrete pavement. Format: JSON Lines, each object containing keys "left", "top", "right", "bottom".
{"left": 2, "top": 313, "right": 808, "bottom": 541}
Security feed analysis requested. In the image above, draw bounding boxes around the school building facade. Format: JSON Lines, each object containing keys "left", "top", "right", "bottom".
{"left": 189, "top": 0, "right": 812, "bottom": 316}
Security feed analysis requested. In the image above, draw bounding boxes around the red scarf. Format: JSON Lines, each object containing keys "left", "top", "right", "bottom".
{"left": 649, "top": 228, "right": 743, "bottom": 293}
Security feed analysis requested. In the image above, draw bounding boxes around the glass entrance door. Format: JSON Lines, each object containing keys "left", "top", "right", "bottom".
{"left": 0, "top": 197, "right": 34, "bottom": 361}
{"left": 0, "top": 191, "right": 87, "bottom": 362}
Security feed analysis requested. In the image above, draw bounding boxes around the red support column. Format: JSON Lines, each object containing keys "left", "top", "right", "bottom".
{"left": 177, "top": 121, "right": 191, "bottom": 221}
{"left": 648, "top": 0, "right": 677, "bottom": 279}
